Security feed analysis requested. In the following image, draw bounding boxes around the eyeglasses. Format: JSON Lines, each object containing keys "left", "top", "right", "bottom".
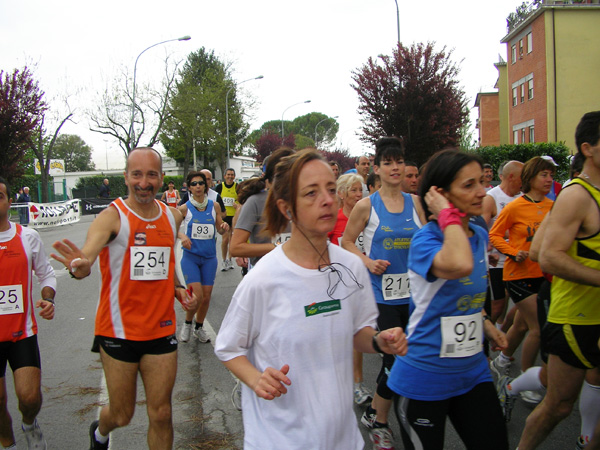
{"left": 189, "top": 181, "right": 205, "bottom": 187}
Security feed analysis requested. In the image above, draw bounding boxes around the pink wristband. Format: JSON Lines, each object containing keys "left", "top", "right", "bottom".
{"left": 438, "top": 207, "right": 466, "bottom": 231}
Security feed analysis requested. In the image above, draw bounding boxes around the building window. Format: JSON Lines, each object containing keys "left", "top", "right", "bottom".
{"left": 521, "top": 84, "right": 525, "bottom": 103}
{"left": 530, "top": 126, "right": 535, "bottom": 143}
{"left": 522, "top": 128, "right": 526, "bottom": 143}
{"left": 514, "top": 130, "right": 519, "bottom": 144}
{"left": 528, "top": 79, "right": 534, "bottom": 99}
{"left": 519, "top": 39, "right": 524, "bottom": 58}
{"left": 527, "top": 33, "right": 533, "bottom": 53}
{"left": 513, "top": 88, "right": 518, "bottom": 106}
{"left": 511, "top": 45, "right": 517, "bottom": 64}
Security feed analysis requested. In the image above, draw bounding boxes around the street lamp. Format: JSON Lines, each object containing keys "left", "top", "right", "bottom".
{"left": 281, "top": 100, "right": 311, "bottom": 139}
{"left": 129, "top": 35, "right": 191, "bottom": 148}
{"left": 314, "top": 116, "right": 338, "bottom": 148}
{"left": 393, "top": 0, "right": 400, "bottom": 45}
{"left": 226, "top": 75, "right": 264, "bottom": 168}
{"left": 394, "top": 0, "right": 400, "bottom": 45}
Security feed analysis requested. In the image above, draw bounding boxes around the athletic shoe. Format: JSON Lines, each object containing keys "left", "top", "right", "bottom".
{"left": 231, "top": 379, "right": 242, "bottom": 411}
{"left": 194, "top": 327, "right": 211, "bottom": 343}
{"left": 227, "top": 258, "right": 235, "bottom": 270}
{"left": 361, "top": 407, "right": 377, "bottom": 429}
{"left": 221, "top": 259, "right": 229, "bottom": 271}
{"left": 576, "top": 436, "right": 587, "bottom": 449}
{"left": 490, "top": 354, "right": 511, "bottom": 378}
{"left": 370, "top": 426, "right": 394, "bottom": 450}
{"left": 497, "top": 375, "right": 516, "bottom": 422}
{"left": 89, "top": 420, "right": 109, "bottom": 450}
{"left": 22, "top": 419, "right": 47, "bottom": 450}
{"left": 520, "top": 389, "right": 543, "bottom": 404}
{"left": 354, "top": 383, "right": 373, "bottom": 406}
{"left": 179, "top": 323, "right": 192, "bottom": 343}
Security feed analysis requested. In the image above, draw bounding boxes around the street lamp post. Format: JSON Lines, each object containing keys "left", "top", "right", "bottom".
{"left": 226, "top": 75, "right": 264, "bottom": 169}
{"left": 129, "top": 35, "right": 191, "bottom": 149}
{"left": 394, "top": 0, "right": 400, "bottom": 45}
{"left": 314, "top": 115, "right": 338, "bottom": 148}
{"left": 281, "top": 100, "right": 311, "bottom": 140}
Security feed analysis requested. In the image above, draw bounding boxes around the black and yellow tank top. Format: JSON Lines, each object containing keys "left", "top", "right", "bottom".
{"left": 549, "top": 178, "right": 600, "bottom": 325}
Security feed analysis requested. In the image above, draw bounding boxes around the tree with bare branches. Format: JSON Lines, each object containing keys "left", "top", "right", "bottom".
{"left": 88, "top": 55, "right": 180, "bottom": 159}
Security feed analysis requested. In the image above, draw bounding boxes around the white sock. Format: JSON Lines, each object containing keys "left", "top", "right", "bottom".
{"left": 508, "top": 366, "right": 543, "bottom": 396}
{"left": 21, "top": 420, "right": 35, "bottom": 431}
{"left": 95, "top": 428, "right": 109, "bottom": 444}
{"left": 499, "top": 352, "right": 512, "bottom": 363}
{"left": 579, "top": 381, "right": 600, "bottom": 443}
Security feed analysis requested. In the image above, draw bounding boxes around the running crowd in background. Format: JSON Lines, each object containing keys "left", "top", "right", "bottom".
{"left": 1, "top": 111, "right": 599, "bottom": 450}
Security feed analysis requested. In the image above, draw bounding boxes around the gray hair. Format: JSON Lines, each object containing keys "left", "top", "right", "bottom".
{"left": 336, "top": 173, "right": 364, "bottom": 197}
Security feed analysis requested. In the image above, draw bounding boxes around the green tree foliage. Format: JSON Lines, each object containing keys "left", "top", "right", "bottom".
{"left": 53, "top": 134, "right": 96, "bottom": 172}
{"left": 352, "top": 42, "right": 468, "bottom": 166}
{"left": 473, "top": 142, "right": 570, "bottom": 182}
{"left": 0, "top": 67, "right": 47, "bottom": 182}
{"left": 161, "top": 48, "right": 248, "bottom": 179}
{"left": 248, "top": 113, "right": 338, "bottom": 151}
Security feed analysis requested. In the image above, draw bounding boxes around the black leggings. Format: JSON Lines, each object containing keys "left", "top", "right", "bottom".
{"left": 376, "top": 303, "right": 409, "bottom": 400}
{"left": 394, "top": 381, "right": 508, "bottom": 450}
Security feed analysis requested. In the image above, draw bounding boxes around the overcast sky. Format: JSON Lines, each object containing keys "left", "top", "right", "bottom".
{"left": 1, "top": 0, "right": 524, "bottom": 170}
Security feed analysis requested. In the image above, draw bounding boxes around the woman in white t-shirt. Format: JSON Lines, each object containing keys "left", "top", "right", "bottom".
{"left": 214, "top": 149, "right": 408, "bottom": 450}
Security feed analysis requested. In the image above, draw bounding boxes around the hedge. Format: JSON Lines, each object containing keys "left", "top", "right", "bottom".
{"left": 472, "top": 143, "right": 571, "bottom": 182}
{"left": 73, "top": 175, "right": 186, "bottom": 199}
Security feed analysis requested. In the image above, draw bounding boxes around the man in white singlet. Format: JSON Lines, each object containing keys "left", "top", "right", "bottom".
{"left": 0, "top": 177, "right": 56, "bottom": 450}
{"left": 482, "top": 161, "right": 523, "bottom": 323}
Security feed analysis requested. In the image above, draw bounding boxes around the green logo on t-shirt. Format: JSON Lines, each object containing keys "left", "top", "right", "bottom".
{"left": 304, "top": 300, "right": 341, "bottom": 317}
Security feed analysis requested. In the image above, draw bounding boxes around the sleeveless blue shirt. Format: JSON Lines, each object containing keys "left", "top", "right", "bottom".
{"left": 184, "top": 199, "right": 217, "bottom": 258}
{"left": 362, "top": 191, "right": 422, "bottom": 306}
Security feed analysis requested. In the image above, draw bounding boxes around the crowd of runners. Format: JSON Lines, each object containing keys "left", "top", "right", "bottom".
{"left": 0, "top": 111, "right": 599, "bottom": 450}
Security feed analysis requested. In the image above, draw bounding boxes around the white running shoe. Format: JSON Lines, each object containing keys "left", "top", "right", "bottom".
{"left": 179, "top": 323, "right": 192, "bottom": 342}
{"left": 194, "top": 327, "right": 211, "bottom": 343}
{"left": 227, "top": 258, "right": 235, "bottom": 270}
{"left": 490, "top": 354, "right": 511, "bottom": 378}
{"left": 231, "top": 379, "right": 242, "bottom": 411}
{"left": 354, "top": 383, "right": 373, "bottom": 406}
{"left": 22, "top": 419, "right": 47, "bottom": 450}
{"left": 221, "top": 259, "right": 229, "bottom": 271}
{"left": 520, "top": 389, "right": 543, "bottom": 404}
{"left": 370, "top": 426, "right": 394, "bottom": 450}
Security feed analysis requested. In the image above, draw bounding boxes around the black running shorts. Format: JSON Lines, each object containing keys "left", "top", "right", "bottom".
{"left": 542, "top": 322, "right": 600, "bottom": 370}
{"left": 92, "top": 335, "right": 178, "bottom": 363}
{"left": 0, "top": 335, "right": 41, "bottom": 377}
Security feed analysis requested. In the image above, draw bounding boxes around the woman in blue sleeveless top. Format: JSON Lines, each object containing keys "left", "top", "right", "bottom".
{"left": 177, "top": 171, "right": 229, "bottom": 344}
{"left": 343, "top": 137, "right": 426, "bottom": 448}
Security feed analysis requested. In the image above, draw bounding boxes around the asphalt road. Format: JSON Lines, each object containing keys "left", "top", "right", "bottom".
{"left": 5, "top": 216, "right": 582, "bottom": 449}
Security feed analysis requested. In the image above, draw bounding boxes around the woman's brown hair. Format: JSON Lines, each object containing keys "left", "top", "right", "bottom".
{"left": 263, "top": 148, "right": 326, "bottom": 236}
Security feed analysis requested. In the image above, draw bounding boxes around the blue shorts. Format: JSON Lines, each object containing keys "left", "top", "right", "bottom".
{"left": 181, "top": 251, "right": 218, "bottom": 286}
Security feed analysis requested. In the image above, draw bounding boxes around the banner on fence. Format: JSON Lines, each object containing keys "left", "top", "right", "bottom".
{"left": 28, "top": 199, "right": 81, "bottom": 228}
{"left": 80, "top": 198, "right": 113, "bottom": 215}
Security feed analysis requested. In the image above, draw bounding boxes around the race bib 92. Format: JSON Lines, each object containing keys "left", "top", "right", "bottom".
{"left": 439, "top": 312, "right": 483, "bottom": 358}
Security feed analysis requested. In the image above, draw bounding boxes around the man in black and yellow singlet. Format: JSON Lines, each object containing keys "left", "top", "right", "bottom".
{"left": 215, "top": 168, "right": 237, "bottom": 271}
{"left": 518, "top": 111, "right": 600, "bottom": 449}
